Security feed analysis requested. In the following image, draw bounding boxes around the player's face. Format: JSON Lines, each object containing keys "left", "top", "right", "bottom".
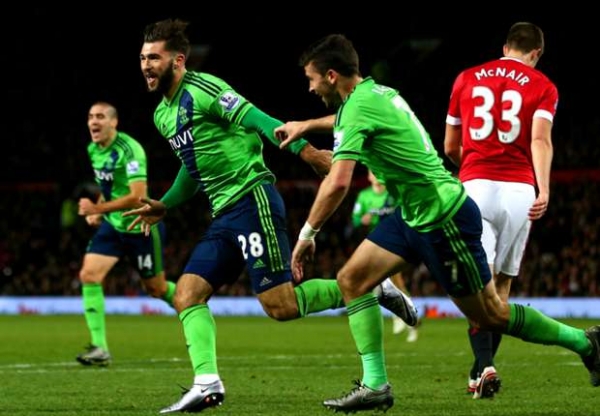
{"left": 140, "top": 41, "right": 176, "bottom": 94}
{"left": 88, "top": 105, "right": 117, "bottom": 146}
{"left": 368, "top": 170, "right": 380, "bottom": 186}
{"left": 305, "top": 63, "right": 341, "bottom": 109}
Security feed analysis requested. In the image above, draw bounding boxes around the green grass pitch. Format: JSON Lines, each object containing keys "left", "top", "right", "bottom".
{"left": 0, "top": 315, "right": 597, "bottom": 415}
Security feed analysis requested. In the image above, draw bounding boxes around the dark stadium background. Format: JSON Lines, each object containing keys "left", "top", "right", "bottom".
{"left": 6, "top": 7, "right": 598, "bottom": 184}
{"left": 2, "top": 6, "right": 598, "bottom": 297}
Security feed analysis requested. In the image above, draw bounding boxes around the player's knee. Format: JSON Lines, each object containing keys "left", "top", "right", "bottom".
{"left": 263, "top": 302, "right": 298, "bottom": 321}
{"left": 476, "top": 306, "right": 509, "bottom": 331}
{"left": 171, "top": 274, "right": 212, "bottom": 313}
{"left": 79, "top": 268, "right": 100, "bottom": 284}
{"left": 172, "top": 290, "right": 202, "bottom": 313}
{"left": 172, "top": 295, "right": 189, "bottom": 313}
{"left": 336, "top": 268, "right": 352, "bottom": 293}
{"left": 337, "top": 267, "right": 370, "bottom": 298}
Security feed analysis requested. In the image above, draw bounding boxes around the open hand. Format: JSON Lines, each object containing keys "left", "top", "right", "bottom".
{"left": 275, "top": 121, "right": 308, "bottom": 149}
{"left": 529, "top": 192, "right": 549, "bottom": 220}
{"left": 290, "top": 239, "right": 316, "bottom": 283}
{"left": 122, "top": 197, "right": 167, "bottom": 236}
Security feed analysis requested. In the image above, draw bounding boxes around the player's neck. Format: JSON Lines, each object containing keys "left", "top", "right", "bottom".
{"left": 339, "top": 75, "right": 363, "bottom": 100}
{"left": 504, "top": 52, "right": 536, "bottom": 68}
{"left": 99, "top": 131, "right": 117, "bottom": 149}
{"left": 165, "top": 69, "right": 187, "bottom": 101}
{"left": 505, "top": 52, "right": 525, "bottom": 62}
{"left": 372, "top": 183, "right": 385, "bottom": 194}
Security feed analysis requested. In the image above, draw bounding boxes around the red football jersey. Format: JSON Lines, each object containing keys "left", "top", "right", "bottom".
{"left": 446, "top": 57, "right": 558, "bottom": 185}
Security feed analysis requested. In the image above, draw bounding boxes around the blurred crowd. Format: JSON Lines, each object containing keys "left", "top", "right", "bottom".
{"left": 4, "top": 14, "right": 598, "bottom": 300}
{"left": 0, "top": 165, "right": 598, "bottom": 298}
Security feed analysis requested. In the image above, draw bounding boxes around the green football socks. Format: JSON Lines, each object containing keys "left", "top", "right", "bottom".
{"left": 294, "top": 279, "right": 344, "bottom": 317}
{"left": 180, "top": 304, "right": 219, "bottom": 375}
{"left": 162, "top": 280, "right": 176, "bottom": 307}
{"left": 507, "top": 303, "right": 592, "bottom": 356}
{"left": 347, "top": 293, "right": 387, "bottom": 389}
{"left": 82, "top": 282, "right": 108, "bottom": 350}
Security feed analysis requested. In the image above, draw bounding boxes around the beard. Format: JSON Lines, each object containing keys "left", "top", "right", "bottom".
{"left": 318, "top": 81, "right": 342, "bottom": 109}
{"left": 156, "top": 68, "right": 175, "bottom": 95}
{"left": 322, "top": 91, "right": 343, "bottom": 109}
{"left": 147, "top": 65, "right": 176, "bottom": 95}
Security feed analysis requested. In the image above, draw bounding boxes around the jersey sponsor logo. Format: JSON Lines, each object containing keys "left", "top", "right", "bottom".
{"left": 126, "top": 161, "right": 140, "bottom": 174}
{"left": 333, "top": 131, "right": 343, "bottom": 152}
{"left": 94, "top": 169, "right": 113, "bottom": 181}
{"left": 369, "top": 207, "right": 395, "bottom": 216}
{"left": 218, "top": 92, "right": 240, "bottom": 112}
{"left": 168, "top": 127, "right": 194, "bottom": 151}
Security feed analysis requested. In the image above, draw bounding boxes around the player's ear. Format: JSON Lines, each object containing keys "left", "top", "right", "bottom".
{"left": 173, "top": 53, "right": 186, "bottom": 70}
{"left": 326, "top": 69, "right": 337, "bottom": 85}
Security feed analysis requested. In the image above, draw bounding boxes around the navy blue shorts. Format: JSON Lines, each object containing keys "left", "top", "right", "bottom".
{"left": 368, "top": 196, "right": 491, "bottom": 297}
{"left": 184, "top": 183, "right": 292, "bottom": 294}
{"left": 87, "top": 220, "right": 166, "bottom": 279}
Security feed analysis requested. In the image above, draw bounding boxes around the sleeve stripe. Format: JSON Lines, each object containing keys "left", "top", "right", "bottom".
{"left": 334, "top": 150, "right": 360, "bottom": 157}
{"left": 534, "top": 109, "right": 554, "bottom": 122}
{"left": 186, "top": 79, "right": 219, "bottom": 98}
{"left": 232, "top": 101, "right": 252, "bottom": 124}
{"left": 187, "top": 73, "right": 220, "bottom": 96}
{"left": 114, "top": 136, "right": 134, "bottom": 159}
{"left": 195, "top": 75, "right": 221, "bottom": 94}
{"left": 446, "top": 114, "right": 462, "bottom": 125}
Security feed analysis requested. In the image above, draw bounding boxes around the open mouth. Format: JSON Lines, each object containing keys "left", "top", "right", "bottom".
{"left": 146, "top": 74, "right": 158, "bottom": 87}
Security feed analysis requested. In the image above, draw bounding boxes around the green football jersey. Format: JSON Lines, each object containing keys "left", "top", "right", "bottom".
{"left": 333, "top": 77, "right": 466, "bottom": 232}
{"left": 352, "top": 187, "right": 395, "bottom": 230}
{"left": 87, "top": 131, "right": 147, "bottom": 233}
{"left": 154, "top": 71, "right": 275, "bottom": 217}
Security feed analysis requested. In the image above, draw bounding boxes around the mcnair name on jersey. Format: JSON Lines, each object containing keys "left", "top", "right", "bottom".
{"left": 474, "top": 66, "right": 530, "bottom": 86}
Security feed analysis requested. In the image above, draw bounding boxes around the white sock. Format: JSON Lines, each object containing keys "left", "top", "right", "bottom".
{"left": 194, "top": 374, "right": 220, "bottom": 384}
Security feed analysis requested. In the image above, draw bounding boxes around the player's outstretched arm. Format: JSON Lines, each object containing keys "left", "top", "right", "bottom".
{"left": 78, "top": 181, "right": 147, "bottom": 216}
{"left": 240, "top": 106, "right": 331, "bottom": 177}
{"left": 275, "top": 115, "right": 336, "bottom": 149}
{"left": 122, "top": 167, "right": 199, "bottom": 235}
{"left": 122, "top": 197, "right": 167, "bottom": 236}
{"left": 291, "top": 159, "right": 356, "bottom": 281}
{"left": 298, "top": 145, "right": 332, "bottom": 178}
{"left": 159, "top": 166, "right": 200, "bottom": 210}
{"left": 241, "top": 106, "right": 309, "bottom": 154}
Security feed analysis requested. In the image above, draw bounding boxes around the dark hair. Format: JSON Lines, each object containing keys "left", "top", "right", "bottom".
{"left": 506, "top": 22, "right": 544, "bottom": 55}
{"left": 143, "top": 18, "right": 192, "bottom": 59}
{"left": 91, "top": 101, "right": 118, "bottom": 119}
{"left": 299, "top": 34, "right": 360, "bottom": 77}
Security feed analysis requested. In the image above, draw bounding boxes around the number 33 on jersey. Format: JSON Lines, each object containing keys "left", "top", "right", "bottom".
{"left": 446, "top": 57, "right": 558, "bottom": 185}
